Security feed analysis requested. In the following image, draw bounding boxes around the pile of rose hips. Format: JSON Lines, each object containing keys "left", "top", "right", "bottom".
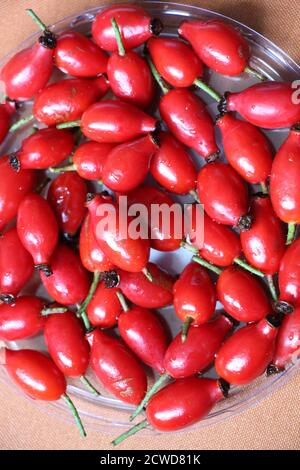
{"left": 0, "top": 3, "right": 300, "bottom": 444}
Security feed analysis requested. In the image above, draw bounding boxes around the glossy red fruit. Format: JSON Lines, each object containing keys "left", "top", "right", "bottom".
{"left": 215, "top": 316, "right": 278, "bottom": 384}
{"left": 33, "top": 76, "right": 109, "bottom": 126}
{"left": 217, "top": 266, "right": 271, "bottom": 322}
{"left": 146, "top": 377, "right": 226, "bottom": 431}
{"left": 150, "top": 132, "right": 197, "bottom": 195}
{"left": 72, "top": 141, "right": 115, "bottom": 181}
{"left": 103, "top": 134, "right": 158, "bottom": 192}
{"left": 87, "top": 328, "right": 147, "bottom": 405}
{"left": 240, "top": 196, "right": 286, "bottom": 275}
{"left": 118, "top": 306, "right": 169, "bottom": 373}
{"left": 0, "top": 295, "right": 45, "bottom": 341}
{"left": 1, "top": 348, "right": 66, "bottom": 400}
{"left": 55, "top": 31, "right": 108, "bottom": 77}
{"left": 160, "top": 89, "right": 218, "bottom": 161}
{"left": 0, "top": 156, "right": 35, "bottom": 232}
{"left": 197, "top": 162, "right": 250, "bottom": 228}
{"left": 148, "top": 37, "right": 203, "bottom": 87}
{"left": 40, "top": 244, "right": 90, "bottom": 305}
{"left": 87, "top": 281, "right": 122, "bottom": 328}
{"left": 279, "top": 238, "right": 300, "bottom": 308}
{"left": 271, "top": 307, "right": 300, "bottom": 370}
{"left": 17, "top": 193, "right": 58, "bottom": 274}
{"left": 47, "top": 172, "right": 87, "bottom": 237}
{"left": 79, "top": 214, "right": 115, "bottom": 273}
{"left": 216, "top": 113, "right": 273, "bottom": 184}
{"left": 44, "top": 310, "right": 89, "bottom": 377}
{"left": 92, "top": 4, "right": 162, "bottom": 52}
{"left": 126, "top": 184, "right": 182, "bottom": 251}
{"left": 164, "top": 314, "right": 233, "bottom": 378}
{"left": 174, "top": 262, "right": 216, "bottom": 326}
{"left": 270, "top": 127, "right": 300, "bottom": 224}
{"left": 15, "top": 128, "right": 74, "bottom": 170}
{"left": 87, "top": 194, "right": 150, "bottom": 272}
{"left": 224, "top": 82, "right": 300, "bottom": 129}
{"left": 0, "top": 101, "right": 16, "bottom": 144}
{"left": 188, "top": 205, "right": 242, "bottom": 267}
{"left": 81, "top": 100, "right": 157, "bottom": 143}
{"left": 179, "top": 19, "right": 250, "bottom": 77}
{"left": 0, "top": 228, "right": 33, "bottom": 299}
{"left": 118, "top": 262, "right": 174, "bottom": 308}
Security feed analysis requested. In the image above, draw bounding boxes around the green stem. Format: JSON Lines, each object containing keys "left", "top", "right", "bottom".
{"left": 180, "top": 240, "right": 199, "bottom": 255}
{"left": 78, "top": 271, "right": 101, "bottom": 317}
{"left": 26, "top": 8, "right": 47, "bottom": 31}
{"left": 130, "top": 373, "right": 169, "bottom": 422}
{"left": 80, "top": 375, "right": 100, "bottom": 396}
{"left": 116, "top": 291, "right": 129, "bottom": 312}
{"left": 189, "top": 189, "right": 200, "bottom": 203}
{"left": 142, "top": 267, "right": 153, "bottom": 282}
{"left": 62, "top": 393, "right": 86, "bottom": 437}
{"left": 10, "top": 114, "right": 34, "bottom": 132}
{"left": 112, "top": 419, "right": 148, "bottom": 446}
{"left": 244, "top": 66, "right": 267, "bottom": 81}
{"left": 192, "top": 255, "right": 222, "bottom": 275}
{"left": 286, "top": 223, "right": 296, "bottom": 245}
{"left": 146, "top": 55, "right": 169, "bottom": 95}
{"left": 267, "top": 275, "right": 278, "bottom": 302}
{"left": 111, "top": 18, "right": 125, "bottom": 56}
{"left": 49, "top": 163, "right": 75, "bottom": 173}
{"left": 260, "top": 181, "right": 268, "bottom": 194}
{"left": 193, "top": 78, "right": 221, "bottom": 102}
{"left": 80, "top": 311, "right": 92, "bottom": 331}
{"left": 56, "top": 120, "right": 81, "bottom": 129}
{"left": 234, "top": 257, "right": 265, "bottom": 277}
{"left": 40, "top": 307, "right": 68, "bottom": 316}
{"left": 181, "top": 316, "right": 192, "bottom": 343}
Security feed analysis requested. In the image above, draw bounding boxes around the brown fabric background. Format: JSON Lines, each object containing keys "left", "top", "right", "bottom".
{"left": 0, "top": 0, "right": 299, "bottom": 450}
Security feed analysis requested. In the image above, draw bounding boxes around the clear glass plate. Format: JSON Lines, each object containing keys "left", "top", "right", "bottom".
{"left": 0, "top": 1, "right": 299, "bottom": 435}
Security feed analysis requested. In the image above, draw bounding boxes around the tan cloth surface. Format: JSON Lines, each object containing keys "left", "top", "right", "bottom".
{"left": 0, "top": 0, "right": 299, "bottom": 450}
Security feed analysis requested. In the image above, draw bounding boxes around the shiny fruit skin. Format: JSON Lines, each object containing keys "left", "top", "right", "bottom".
{"left": 240, "top": 196, "right": 286, "bottom": 275}
{"left": 47, "top": 172, "right": 87, "bottom": 237}
{"left": 226, "top": 82, "right": 300, "bottom": 129}
{"left": 1, "top": 43, "right": 53, "bottom": 101}
{"left": 150, "top": 132, "right": 197, "bottom": 194}
{"left": 72, "top": 141, "right": 115, "bottom": 180}
{"left": 0, "top": 101, "right": 16, "bottom": 144}
{"left": 103, "top": 134, "right": 158, "bottom": 192}
{"left": 87, "top": 281, "right": 122, "bottom": 328}
{"left": 92, "top": 4, "right": 156, "bottom": 52}
{"left": 272, "top": 307, "right": 300, "bottom": 370}
{"left": 146, "top": 377, "right": 224, "bottom": 432}
{"left": 33, "top": 76, "right": 109, "bottom": 126}
{"left": 17, "top": 193, "right": 58, "bottom": 266}
{"left": 148, "top": 37, "right": 203, "bottom": 87}
{"left": 159, "top": 89, "right": 218, "bottom": 160}
{"left": 81, "top": 99, "right": 156, "bottom": 143}
{"left": 217, "top": 266, "right": 271, "bottom": 322}
{"left": 0, "top": 228, "right": 33, "bottom": 297}
{"left": 55, "top": 31, "right": 108, "bottom": 77}
{"left": 18, "top": 128, "right": 74, "bottom": 170}
{"left": 217, "top": 113, "right": 273, "bottom": 184}
{"left": 107, "top": 51, "right": 154, "bottom": 109}
{"left": 0, "top": 156, "right": 35, "bottom": 232}
{"left": 118, "top": 306, "right": 169, "bottom": 373}
{"left": 215, "top": 318, "right": 277, "bottom": 385}
{"left": 44, "top": 310, "right": 89, "bottom": 377}
{"left": 270, "top": 128, "right": 300, "bottom": 223}
{"left": 188, "top": 205, "right": 241, "bottom": 266}
{"left": 118, "top": 262, "right": 174, "bottom": 309}
{"left": 164, "top": 315, "right": 233, "bottom": 378}
{"left": 40, "top": 244, "right": 90, "bottom": 305}
{"left": 87, "top": 194, "right": 150, "bottom": 272}
{"left": 279, "top": 238, "right": 300, "bottom": 307}
{"left": 197, "top": 162, "right": 249, "bottom": 226}
{"left": 0, "top": 296, "right": 45, "bottom": 341}
{"left": 79, "top": 214, "right": 115, "bottom": 273}
{"left": 87, "top": 328, "right": 147, "bottom": 405}
{"left": 173, "top": 262, "right": 216, "bottom": 325}
{"left": 178, "top": 19, "right": 250, "bottom": 76}
{"left": 3, "top": 348, "right": 66, "bottom": 401}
